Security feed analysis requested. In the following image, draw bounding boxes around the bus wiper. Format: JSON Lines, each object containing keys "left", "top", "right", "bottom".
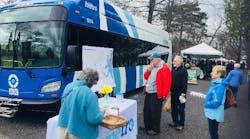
{"left": 7, "top": 32, "right": 12, "bottom": 57}
{"left": 12, "top": 32, "right": 20, "bottom": 67}
{"left": 25, "top": 61, "right": 35, "bottom": 78}
{"left": 25, "top": 68, "right": 35, "bottom": 78}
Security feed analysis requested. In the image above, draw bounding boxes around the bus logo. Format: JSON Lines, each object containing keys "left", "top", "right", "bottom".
{"left": 8, "top": 74, "right": 19, "bottom": 96}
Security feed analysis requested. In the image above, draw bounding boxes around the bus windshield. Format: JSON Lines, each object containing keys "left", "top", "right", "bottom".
{"left": 0, "top": 6, "right": 67, "bottom": 23}
{"left": 0, "top": 6, "right": 66, "bottom": 68}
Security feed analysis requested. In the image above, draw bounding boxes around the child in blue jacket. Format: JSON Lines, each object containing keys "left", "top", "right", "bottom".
{"left": 204, "top": 65, "right": 227, "bottom": 139}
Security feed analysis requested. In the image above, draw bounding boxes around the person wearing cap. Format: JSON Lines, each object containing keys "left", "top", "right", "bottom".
{"left": 225, "top": 63, "right": 243, "bottom": 106}
{"left": 142, "top": 52, "right": 172, "bottom": 135}
{"left": 168, "top": 55, "right": 188, "bottom": 131}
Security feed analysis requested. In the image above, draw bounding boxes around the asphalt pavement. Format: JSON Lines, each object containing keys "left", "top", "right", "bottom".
{"left": 0, "top": 72, "right": 249, "bottom": 139}
{"left": 131, "top": 72, "right": 250, "bottom": 139}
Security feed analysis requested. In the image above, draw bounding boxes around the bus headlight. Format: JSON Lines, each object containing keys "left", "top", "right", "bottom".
{"left": 41, "top": 81, "right": 61, "bottom": 93}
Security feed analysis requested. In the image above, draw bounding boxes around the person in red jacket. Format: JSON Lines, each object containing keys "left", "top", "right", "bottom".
{"left": 142, "top": 52, "right": 172, "bottom": 135}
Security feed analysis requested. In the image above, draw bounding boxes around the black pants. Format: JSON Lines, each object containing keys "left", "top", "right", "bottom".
{"left": 171, "top": 95, "right": 185, "bottom": 126}
{"left": 248, "top": 83, "right": 250, "bottom": 101}
{"left": 208, "top": 119, "right": 219, "bottom": 139}
{"left": 143, "top": 93, "right": 163, "bottom": 133}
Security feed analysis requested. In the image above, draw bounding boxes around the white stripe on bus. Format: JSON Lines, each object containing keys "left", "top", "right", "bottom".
{"left": 136, "top": 66, "right": 140, "bottom": 88}
{"left": 99, "top": 0, "right": 108, "bottom": 31}
{"left": 119, "top": 67, "right": 126, "bottom": 93}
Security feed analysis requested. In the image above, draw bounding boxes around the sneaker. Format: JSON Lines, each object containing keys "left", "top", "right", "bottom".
{"left": 146, "top": 130, "right": 158, "bottom": 136}
{"left": 139, "top": 126, "right": 148, "bottom": 134}
{"left": 168, "top": 122, "right": 178, "bottom": 127}
{"left": 139, "top": 126, "right": 146, "bottom": 131}
{"left": 175, "top": 126, "right": 184, "bottom": 131}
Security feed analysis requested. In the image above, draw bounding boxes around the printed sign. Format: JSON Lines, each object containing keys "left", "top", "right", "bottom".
{"left": 187, "top": 69, "right": 198, "bottom": 84}
{"left": 82, "top": 46, "right": 115, "bottom": 92}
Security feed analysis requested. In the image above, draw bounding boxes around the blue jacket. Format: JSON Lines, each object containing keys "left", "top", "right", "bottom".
{"left": 204, "top": 79, "right": 227, "bottom": 122}
{"left": 58, "top": 80, "right": 104, "bottom": 139}
{"left": 226, "top": 69, "right": 243, "bottom": 87}
{"left": 247, "top": 70, "right": 250, "bottom": 83}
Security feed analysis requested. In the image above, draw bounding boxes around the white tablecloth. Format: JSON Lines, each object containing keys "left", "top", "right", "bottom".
{"left": 46, "top": 97, "right": 137, "bottom": 139}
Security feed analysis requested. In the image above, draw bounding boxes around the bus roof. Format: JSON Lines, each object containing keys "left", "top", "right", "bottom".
{"left": 0, "top": 0, "right": 170, "bottom": 47}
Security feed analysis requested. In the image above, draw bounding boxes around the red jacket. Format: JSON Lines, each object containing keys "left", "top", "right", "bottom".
{"left": 144, "top": 64, "right": 172, "bottom": 99}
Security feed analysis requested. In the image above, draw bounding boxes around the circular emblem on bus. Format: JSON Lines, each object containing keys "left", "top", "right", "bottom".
{"left": 8, "top": 74, "right": 19, "bottom": 88}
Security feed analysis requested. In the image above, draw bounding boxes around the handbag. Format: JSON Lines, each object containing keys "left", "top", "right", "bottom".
{"left": 163, "top": 96, "right": 171, "bottom": 112}
{"left": 224, "top": 88, "right": 236, "bottom": 109}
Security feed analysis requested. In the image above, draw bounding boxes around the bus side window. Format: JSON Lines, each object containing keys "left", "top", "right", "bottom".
{"left": 32, "top": 51, "right": 40, "bottom": 59}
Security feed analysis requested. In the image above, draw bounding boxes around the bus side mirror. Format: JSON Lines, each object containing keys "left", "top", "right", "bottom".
{"left": 66, "top": 45, "right": 82, "bottom": 70}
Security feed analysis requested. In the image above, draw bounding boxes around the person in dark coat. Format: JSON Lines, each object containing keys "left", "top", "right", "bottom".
{"left": 205, "top": 59, "right": 213, "bottom": 79}
{"left": 169, "top": 55, "right": 188, "bottom": 131}
{"left": 226, "top": 61, "right": 234, "bottom": 74}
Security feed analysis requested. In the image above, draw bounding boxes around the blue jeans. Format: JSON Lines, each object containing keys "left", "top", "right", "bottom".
{"left": 248, "top": 83, "right": 250, "bottom": 101}
{"left": 229, "top": 86, "right": 238, "bottom": 101}
{"left": 208, "top": 119, "right": 219, "bottom": 139}
{"left": 171, "top": 98, "right": 185, "bottom": 126}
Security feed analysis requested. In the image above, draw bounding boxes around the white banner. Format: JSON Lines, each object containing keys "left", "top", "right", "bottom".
{"left": 46, "top": 98, "right": 137, "bottom": 139}
{"left": 82, "top": 46, "right": 115, "bottom": 92}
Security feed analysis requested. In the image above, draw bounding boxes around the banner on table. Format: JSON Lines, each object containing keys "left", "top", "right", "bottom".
{"left": 187, "top": 69, "right": 198, "bottom": 84}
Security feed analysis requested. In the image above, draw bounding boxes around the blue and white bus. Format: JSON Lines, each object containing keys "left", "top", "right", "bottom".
{"left": 0, "top": 0, "right": 172, "bottom": 117}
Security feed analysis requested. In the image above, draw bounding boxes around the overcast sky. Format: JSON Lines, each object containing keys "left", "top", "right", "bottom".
{"left": 199, "top": 0, "right": 225, "bottom": 33}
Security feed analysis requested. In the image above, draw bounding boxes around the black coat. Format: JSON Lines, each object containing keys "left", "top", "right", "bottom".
{"left": 170, "top": 66, "right": 188, "bottom": 98}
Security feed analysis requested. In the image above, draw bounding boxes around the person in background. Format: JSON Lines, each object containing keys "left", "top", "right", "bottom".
{"left": 198, "top": 59, "right": 206, "bottom": 75}
{"left": 225, "top": 63, "right": 243, "bottom": 106}
{"left": 58, "top": 68, "right": 108, "bottom": 139}
{"left": 204, "top": 65, "right": 227, "bottom": 139}
{"left": 142, "top": 52, "right": 172, "bottom": 135}
{"left": 247, "top": 70, "right": 250, "bottom": 101}
{"left": 211, "top": 60, "right": 216, "bottom": 67}
{"left": 226, "top": 60, "right": 234, "bottom": 74}
{"left": 216, "top": 60, "right": 221, "bottom": 65}
{"left": 169, "top": 55, "right": 188, "bottom": 131}
{"left": 184, "top": 57, "right": 192, "bottom": 69}
{"left": 240, "top": 61, "right": 246, "bottom": 71}
{"left": 205, "top": 59, "right": 213, "bottom": 79}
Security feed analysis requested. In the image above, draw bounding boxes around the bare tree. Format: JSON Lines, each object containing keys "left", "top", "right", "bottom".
{"left": 147, "top": 0, "right": 156, "bottom": 23}
{"left": 225, "top": 0, "right": 245, "bottom": 62}
{"left": 242, "top": 0, "right": 250, "bottom": 68}
{"left": 208, "top": 17, "right": 224, "bottom": 45}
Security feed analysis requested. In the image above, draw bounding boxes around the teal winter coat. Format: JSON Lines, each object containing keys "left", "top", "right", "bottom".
{"left": 58, "top": 80, "right": 104, "bottom": 139}
{"left": 204, "top": 79, "right": 228, "bottom": 122}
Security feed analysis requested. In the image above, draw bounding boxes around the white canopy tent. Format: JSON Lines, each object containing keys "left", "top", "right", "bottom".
{"left": 181, "top": 43, "right": 223, "bottom": 58}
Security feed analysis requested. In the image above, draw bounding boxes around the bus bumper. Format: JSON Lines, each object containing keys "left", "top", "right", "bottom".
{"left": 21, "top": 98, "right": 60, "bottom": 105}
{"left": 0, "top": 96, "right": 22, "bottom": 118}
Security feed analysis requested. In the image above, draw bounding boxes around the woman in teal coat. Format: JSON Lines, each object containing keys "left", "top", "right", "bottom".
{"left": 58, "top": 69, "right": 108, "bottom": 139}
{"left": 204, "top": 65, "right": 227, "bottom": 139}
